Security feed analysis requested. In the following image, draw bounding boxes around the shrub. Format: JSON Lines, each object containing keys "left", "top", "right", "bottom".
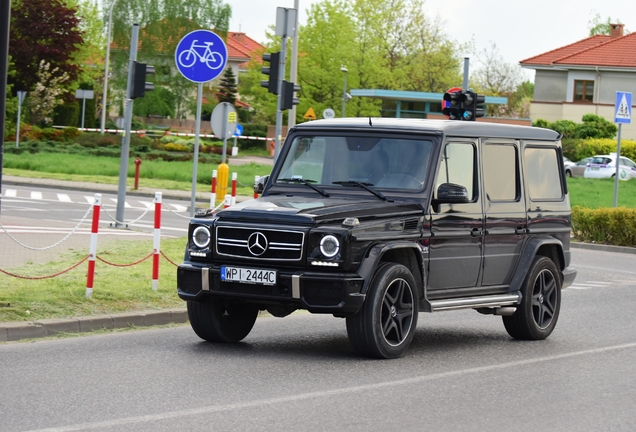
{"left": 164, "top": 142, "right": 190, "bottom": 152}
{"left": 561, "top": 138, "right": 636, "bottom": 162}
{"left": 21, "top": 124, "right": 43, "bottom": 141}
{"left": 572, "top": 206, "right": 636, "bottom": 246}
{"left": 533, "top": 114, "right": 617, "bottom": 141}
{"left": 63, "top": 127, "right": 80, "bottom": 140}
{"left": 41, "top": 127, "right": 65, "bottom": 141}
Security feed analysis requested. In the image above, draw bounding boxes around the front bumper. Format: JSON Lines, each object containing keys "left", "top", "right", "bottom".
{"left": 177, "top": 263, "right": 365, "bottom": 314}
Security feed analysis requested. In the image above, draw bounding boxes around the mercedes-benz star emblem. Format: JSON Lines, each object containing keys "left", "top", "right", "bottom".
{"left": 247, "top": 232, "right": 268, "bottom": 256}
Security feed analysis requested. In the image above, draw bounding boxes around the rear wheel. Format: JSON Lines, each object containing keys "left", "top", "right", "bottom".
{"left": 565, "top": 169, "right": 572, "bottom": 177}
{"left": 503, "top": 256, "right": 561, "bottom": 340}
{"left": 346, "top": 263, "right": 419, "bottom": 358}
{"left": 187, "top": 298, "right": 257, "bottom": 343}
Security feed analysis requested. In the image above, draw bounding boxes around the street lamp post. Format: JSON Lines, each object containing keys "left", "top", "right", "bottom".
{"left": 100, "top": 0, "right": 117, "bottom": 134}
{"left": 340, "top": 66, "right": 348, "bottom": 118}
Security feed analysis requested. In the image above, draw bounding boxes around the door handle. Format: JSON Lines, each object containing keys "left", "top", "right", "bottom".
{"left": 515, "top": 227, "right": 527, "bottom": 235}
{"left": 471, "top": 228, "right": 483, "bottom": 237}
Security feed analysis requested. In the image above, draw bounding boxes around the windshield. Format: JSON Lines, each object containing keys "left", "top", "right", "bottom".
{"left": 274, "top": 135, "right": 434, "bottom": 191}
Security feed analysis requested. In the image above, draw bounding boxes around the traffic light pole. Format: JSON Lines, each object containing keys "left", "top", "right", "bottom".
{"left": 273, "top": 26, "right": 288, "bottom": 161}
{"left": 115, "top": 23, "right": 139, "bottom": 228}
{"left": 462, "top": 57, "right": 470, "bottom": 91}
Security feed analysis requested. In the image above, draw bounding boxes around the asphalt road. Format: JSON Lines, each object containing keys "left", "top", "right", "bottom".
{"left": 0, "top": 247, "right": 635, "bottom": 431}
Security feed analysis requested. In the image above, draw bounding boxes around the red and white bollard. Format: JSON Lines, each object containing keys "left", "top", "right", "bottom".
{"left": 210, "top": 169, "right": 217, "bottom": 209}
{"left": 85, "top": 193, "right": 101, "bottom": 298}
{"left": 230, "top": 172, "right": 237, "bottom": 206}
{"left": 152, "top": 192, "right": 162, "bottom": 291}
{"left": 254, "top": 175, "right": 260, "bottom": 199}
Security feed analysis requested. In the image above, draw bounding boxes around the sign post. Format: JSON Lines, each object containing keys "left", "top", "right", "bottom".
{"left": 211, "top": 102, "right": 237, "bottom": 203}
{"left": 75, "top": 89, "right": 95, "bottom": 129}
{"left": 15, "top": 91, "right": 26, "bottom": 148}
{"left": 175, "top": 29, "right": 228, "bottom": 216}
{"left": 614, "top": 91, "right": 632, "bottom": 207}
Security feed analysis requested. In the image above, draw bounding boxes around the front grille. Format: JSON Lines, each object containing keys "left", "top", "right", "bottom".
{"left": 302, "top": 280, "right": 344, "bottom": 306}
{"left": 178, "top": 268, "right": 203, "bottom": 295}
{"left": 216, "top": 226, "right": 304, "bottom": 261}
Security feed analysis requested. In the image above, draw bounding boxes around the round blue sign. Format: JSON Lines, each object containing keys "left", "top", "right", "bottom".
{"left": 175, "top": 30, "right": 228, "bottom": 83}
{"left": 234, "top": 124, "right": 243, "bottom": 137}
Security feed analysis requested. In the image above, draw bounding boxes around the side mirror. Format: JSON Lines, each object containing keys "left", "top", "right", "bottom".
{"left": 254, "top": 175, "right": 269, "bottom": 195}
{"left": 436, "top": 183, "right": 469, "bottom": 203}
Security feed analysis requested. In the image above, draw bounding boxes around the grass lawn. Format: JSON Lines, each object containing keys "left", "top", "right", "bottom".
{"left": 2, "top": 151, "right": 273, "bottom": 196}
{"left": 567, "top": 177, "right": 636, "bottom": 208}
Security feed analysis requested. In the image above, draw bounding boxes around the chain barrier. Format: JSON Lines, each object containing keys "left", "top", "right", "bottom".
{"left": 161, "top": 202, "right": 191, "bottom": 219}
{"left": 160, "top": 250, "right": 180, "bottom": 267}
{"left": 0, "top": 255, "right": 89, "bottom": 280}
{"left": 101, "top": 197, "right": 153, "bottom": 226}
{"left": 0, "top": 203, "right": 93, "bottom": 250}
{"left": 96, "top": 251, "right": 154, "bottom": 267}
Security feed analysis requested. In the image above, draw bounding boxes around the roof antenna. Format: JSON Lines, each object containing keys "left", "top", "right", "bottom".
{"left": 368, "top": 117, "right": 372, "bottom": 126}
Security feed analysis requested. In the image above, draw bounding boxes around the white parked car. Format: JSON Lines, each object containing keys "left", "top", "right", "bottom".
{"left": 584, "top": 153, "right": 636, "bottom": 180}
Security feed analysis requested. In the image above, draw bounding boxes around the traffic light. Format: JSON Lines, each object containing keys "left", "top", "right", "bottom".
{"left": 442, "top": 90, "right": 463, "bottom": 120}
{"left": 281, "top": 80, "right": 300, "bottom": 110}
{"left": 260, "top": 52, "right": 280, "bottom": 94}
{"left": 131, "top": 61, "right": 155, "bottom": 99}
{"left": 443, "top": 89, "right": 486, "bottom": 121}
{"left": 461, "top": 91, "right": 486, "bottom": 121}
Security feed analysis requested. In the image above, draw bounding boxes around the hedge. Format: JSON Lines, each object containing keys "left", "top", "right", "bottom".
{"left": 562, "top": 137, "right": 636, "bottom": 162}
{"left": 572, "top": 206, "right": 636, "bottom": 247}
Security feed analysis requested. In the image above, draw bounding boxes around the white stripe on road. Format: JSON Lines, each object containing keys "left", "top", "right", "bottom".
{"left": 84, "top": 196, "right": 95, "bottom": 204}
{"left": 30, "top": 191, "right": 43, "bottom": 200}
{"left": 57, "top": 193, "right": 72, "bottom": 202}
{"left": 109, "top": 198, "right": 131, "bottom": 208}
{"left": 27, "top": 341, "right": 636, "bottom": 432}
{"left": 168, "top": 203, "right": 188, "bottom": 212}
{"left": 4, "top": 189, "right": 17, "bottom": 197}
{"left": 139, "top": 201, "right": 153, "bottom": 209}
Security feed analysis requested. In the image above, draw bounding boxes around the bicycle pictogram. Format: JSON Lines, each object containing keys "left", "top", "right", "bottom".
{"left": 177, "top": 40, "right": 224, "bottom": 70}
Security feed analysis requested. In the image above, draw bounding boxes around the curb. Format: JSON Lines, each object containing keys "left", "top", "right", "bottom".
{"left": 570, "top": 241, "right": 636, "bottom": 254}
{"left": 0, "top": 309, "right": 188, "bottom": 342}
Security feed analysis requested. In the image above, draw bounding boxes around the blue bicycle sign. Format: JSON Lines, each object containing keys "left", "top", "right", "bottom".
{"left": 175, "top": 30, "right": 228, "bottom": 83}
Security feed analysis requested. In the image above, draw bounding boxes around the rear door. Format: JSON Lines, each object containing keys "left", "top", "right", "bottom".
{"left": 480, "top": 140, "right": 526, "bottom": 287}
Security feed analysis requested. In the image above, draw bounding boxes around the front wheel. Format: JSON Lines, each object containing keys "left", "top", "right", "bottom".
{"left": 346, "top": 263, "right": 419, "bottom": 358}
{"left": 187, "top": 298, "right": 258, "bottom": 343}
{"left": 503, "top": 256, "right": 561, "bottom": 340}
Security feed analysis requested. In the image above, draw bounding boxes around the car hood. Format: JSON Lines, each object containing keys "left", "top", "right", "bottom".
{"left": 214, "top": 195, "right": 425, "bottom": 225}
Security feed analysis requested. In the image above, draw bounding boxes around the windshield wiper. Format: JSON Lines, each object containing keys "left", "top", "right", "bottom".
{"left": 277, "top": 178, "right": 330, "bottom": 197}
{"left": 333, "top": 180, "right": 387, "bottom": 201}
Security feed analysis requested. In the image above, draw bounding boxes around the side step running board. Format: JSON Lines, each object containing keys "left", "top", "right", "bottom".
{"left": 429, "top": 293, "right": 521, "bottom": 312}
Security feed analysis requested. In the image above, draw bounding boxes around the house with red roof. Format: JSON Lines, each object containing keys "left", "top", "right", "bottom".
{"left": 520, "top": 24, "right": 636, "bottom": 138}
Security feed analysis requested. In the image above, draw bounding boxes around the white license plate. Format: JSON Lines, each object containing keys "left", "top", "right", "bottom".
{"left": 220, "top": 266, "right": 277, "bottom": 285}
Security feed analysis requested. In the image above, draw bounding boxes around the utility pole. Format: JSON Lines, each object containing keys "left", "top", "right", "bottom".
{"left": 0, "top": 0, "right": 11, "bottom": 215}
{"left": 288, "top": 0, "right": 299, "bottom": 129}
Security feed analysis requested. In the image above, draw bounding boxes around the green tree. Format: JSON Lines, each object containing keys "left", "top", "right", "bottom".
{"left": 587, "top": 13, "right": 628, "bottom": 35}
{"left": 105, "top": 0, "right": 232, "bottom": 120}
{"left": 217, "top": 67, "right": 238, "bottom": 105}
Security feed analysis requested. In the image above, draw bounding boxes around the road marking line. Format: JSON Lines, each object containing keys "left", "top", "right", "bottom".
{"left": 580, "top": 265, "right": 636, "bottom": 275}
{"left": 139, "top": 201, "right": 153, "bottom": 209}
{"left": 30, "top": 191, "right": 43, "bottom": 200}
{"left": 4, "top": 189, "right": 17, "bottom": 197}
{"left": 168, "top": 203, "right": 188, "bottom": 212}
{"left": 84, "top": 196, "right": 95, "bottom": 204}
{"left": 109, "top": 198, "right": 131, "bottom": 208}
{"left": 57, "top": 194, "right": 72, "bottom": 202}
{"left": 27, "top": 341, "right": 636, "bottom": 432}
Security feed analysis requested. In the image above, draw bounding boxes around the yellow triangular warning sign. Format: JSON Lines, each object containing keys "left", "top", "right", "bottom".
{"left": 303, "top": 107, "right": 317, "bottom": 120}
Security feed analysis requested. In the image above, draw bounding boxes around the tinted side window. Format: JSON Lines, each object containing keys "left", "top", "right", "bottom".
{"left": 436, "top": 142, "right": 476, "bottom": 200}
{"left": 483, "top": 143, "right": 518, "bottom": 201}
{"left": 524, "top": 147, "right": 563, "bottom": 200}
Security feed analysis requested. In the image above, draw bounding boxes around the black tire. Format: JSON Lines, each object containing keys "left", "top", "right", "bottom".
{"left": 503, "top": 256, "right": 561, "bottom": 340}
{"left": 187, "top": 298, "right": 258, "bottom": 343}
{"left": 346, "top": 263, "right": 419, "bottom": 359}
{"left": 565, "top": 169, "right": 572, "bottom": 178}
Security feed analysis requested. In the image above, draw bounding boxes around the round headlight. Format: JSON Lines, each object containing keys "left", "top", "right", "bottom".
{"left": 192, "top": 226, "right": 211, "bottom": 248}
{"left": 320, "top": 235, "right": 340, "bottom": 258}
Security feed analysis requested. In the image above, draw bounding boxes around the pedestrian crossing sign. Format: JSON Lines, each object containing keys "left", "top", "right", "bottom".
{"left": 615, "top": 92, "right": 632, "bottom": 124}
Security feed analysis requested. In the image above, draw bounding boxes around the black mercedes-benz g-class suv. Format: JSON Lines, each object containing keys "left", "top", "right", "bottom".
{"left": 177, "top": 118, "right": 577, "bottom": 358}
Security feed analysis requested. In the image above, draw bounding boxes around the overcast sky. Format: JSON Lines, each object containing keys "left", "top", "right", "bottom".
{"left": 229, "top": 0, "right": 636, "bottom": 81}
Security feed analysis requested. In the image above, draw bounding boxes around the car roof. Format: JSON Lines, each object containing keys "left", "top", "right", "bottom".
{"left": 292, "top": 118, "right": 561, "bottom": 141}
